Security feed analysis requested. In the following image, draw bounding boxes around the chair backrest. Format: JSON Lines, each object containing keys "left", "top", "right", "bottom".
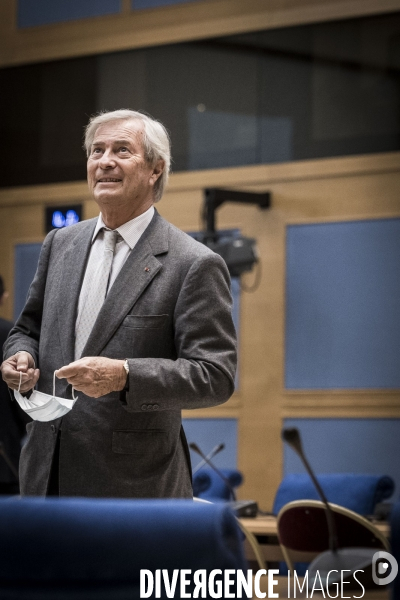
{"left": 273, "top": 473, "right": 395, "bottom": 517}
{"left": 193, "top": 468, "right": 243, "bottom": 500}
{"left": 277, "top": 499, "right": 389, "bottom": 572}
{"left": 0, "top": 497, "right": 247, "bottom": 599}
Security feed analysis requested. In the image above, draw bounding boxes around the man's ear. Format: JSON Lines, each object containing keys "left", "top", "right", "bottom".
{"left": 149, "top": 159, "right": 164, "bottom": 185}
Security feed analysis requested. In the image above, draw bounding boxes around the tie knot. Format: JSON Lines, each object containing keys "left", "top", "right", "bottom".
{"left": 103, "top": 229, "right": 118, "bottom": 253}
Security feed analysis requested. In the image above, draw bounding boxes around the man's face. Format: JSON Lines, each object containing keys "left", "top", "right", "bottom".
{"left": 87, "top": 119, "right": 160, "bottom": 214}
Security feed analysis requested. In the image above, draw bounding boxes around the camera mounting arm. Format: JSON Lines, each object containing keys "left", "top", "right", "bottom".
{"left": 203, "top": 188, "right": 271, "bottom": 238}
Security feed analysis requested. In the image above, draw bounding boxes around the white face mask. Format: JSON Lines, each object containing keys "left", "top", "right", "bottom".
{"left": 14, "top": 371, "right": 78, "bottom": 422}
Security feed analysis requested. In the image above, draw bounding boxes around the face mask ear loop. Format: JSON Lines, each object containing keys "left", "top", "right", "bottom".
{"left": 18, "top": 371, "right": 22, "bottom": 393}
{"left": 53, "top": 370, "right": 77, "bottom": 401}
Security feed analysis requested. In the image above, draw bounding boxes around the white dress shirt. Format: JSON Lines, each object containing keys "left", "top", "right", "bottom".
{"left": 75, "top": 206, "right": 154, "bottom": 336}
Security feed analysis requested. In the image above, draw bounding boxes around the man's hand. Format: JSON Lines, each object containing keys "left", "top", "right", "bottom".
{"left": 56, "top": 357, "right": 127, "bottom": 398}
{"left": 1, "top": 352, "right": 40, "bottom": 393}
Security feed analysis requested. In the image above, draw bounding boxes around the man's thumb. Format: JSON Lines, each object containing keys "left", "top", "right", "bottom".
{"left": 16, "top": 352, "right": 29, "bottom": 372}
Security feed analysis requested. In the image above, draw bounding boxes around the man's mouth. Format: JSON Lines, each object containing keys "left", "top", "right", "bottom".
{"left": 97, "top": 178, "right": 122, "bottom": 183}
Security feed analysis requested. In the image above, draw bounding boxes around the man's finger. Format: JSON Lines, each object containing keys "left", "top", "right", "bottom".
{"left": 9, "top": 368, "right": 40, "bottom": 392}
{"left": 21, "top": 370, "right": 41, "bottom": 392}
{"left": 63, "top": 374, "right": 90, "bottom": 387}
{"left": 64, "top": 376, "right": 83, "bottom": 385}
{"left": 56, "top": 364, "right": 80, "bottom": 379}
{"left": 71, "top": 385, "right": 99, "bottom": 398}
{"left": 3, "top": 368, "right": 24, "bottom": 388}
{"left": 16, "top": 352, "right": 33, "bottom": 373}
{"left": 70, "top": 383, "right": 88, "bottom": 392}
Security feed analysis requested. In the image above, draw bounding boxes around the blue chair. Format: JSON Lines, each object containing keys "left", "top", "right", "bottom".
{"left": 0, "top": 497, "right": 246, "bottom": 599}
{"left": 273, "top": 473, "right": 395, "bottom": 517}
{"left": 193, "top": 468, "right": 243, "bottom": 500}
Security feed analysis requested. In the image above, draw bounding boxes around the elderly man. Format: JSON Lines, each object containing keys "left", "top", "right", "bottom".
{"left": 1, "top": 110, "right": 237, "bottom": 498}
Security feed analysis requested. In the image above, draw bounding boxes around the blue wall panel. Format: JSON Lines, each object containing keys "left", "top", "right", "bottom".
{"left": 18, "top": 0, "right": 121, "bottom": 28}
{"left": 283, "top": 418, "right": 398, "bottom": 501}
{"left": 132, "top": 0, "right": 200, "bottom": 9}
{"left": 14, "top": 244, "right": 42, "bottom": 321}
{"left": 285, "top": 218, "right": 400, "bottom": 389}
{"left": 182, "top": 418, "right": 237, "bottom": 471}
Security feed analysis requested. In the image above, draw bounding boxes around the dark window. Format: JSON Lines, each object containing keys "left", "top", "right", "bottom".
{"left": 0, "top": 57, "right": 96, "bottom": 187}
{"left": 1, "top": 11, "right": 400, "bottom": 187}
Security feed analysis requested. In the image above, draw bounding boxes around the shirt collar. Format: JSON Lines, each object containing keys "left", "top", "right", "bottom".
{"left": 92, "top": 206, "right": 155, "bottom": 250}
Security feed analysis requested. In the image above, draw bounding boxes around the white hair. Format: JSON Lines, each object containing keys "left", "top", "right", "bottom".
{"left": 84, "top": 109, "right": 171, "bottom": 202}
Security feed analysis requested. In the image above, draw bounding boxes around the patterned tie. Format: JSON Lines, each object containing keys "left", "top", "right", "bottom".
{"left": 74, "top": 229, "right": 118, "bottom": 359}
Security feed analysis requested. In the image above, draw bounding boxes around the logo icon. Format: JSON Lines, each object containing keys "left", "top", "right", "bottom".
{"left": 372, "top": 551, "right": 398, "bottom": 585}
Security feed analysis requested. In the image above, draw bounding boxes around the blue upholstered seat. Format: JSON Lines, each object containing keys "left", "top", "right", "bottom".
{"left": 193, "top": 468, "right": 243, "bottom": 500}
{"left": 273, "top": 473, "right": 395, "bottom": 517}
{"left": 0, "top": 497, "right": 246, "bottom": 599}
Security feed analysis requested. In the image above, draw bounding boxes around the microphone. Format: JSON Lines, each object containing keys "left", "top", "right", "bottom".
{"left": 282, "top": 427, "right": 338, "bottom": 552}
{"left": 281, "top": 427, "right": 377, "bottom": 590}
{"left": 192, "top": 442, "right": 225, "bottom": 475}
{"left": 190, "top": 442, "right": 236, "bottom": 501}
{"left": 190, "top": 442, "right": 258, "bottom": 517}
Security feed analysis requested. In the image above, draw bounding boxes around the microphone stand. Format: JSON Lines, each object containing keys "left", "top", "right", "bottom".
{"left": 282, "top": 428, "right": 338, "bottom": 552}
{"left": 190, "top": 442, "right": 258, "bottom": 517}
{"left": 192, "top": 443, "right": 225, "bottom": 475}
{"left": 190, "top": 442, "right": 237, "bottom": 501}
{"left": 282, "top": 427, "right": 378, "bottom": 591}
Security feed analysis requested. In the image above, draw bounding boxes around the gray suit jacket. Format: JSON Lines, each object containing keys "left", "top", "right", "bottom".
{"left": 4, "top": 210, "right": 237, "bottom": 497}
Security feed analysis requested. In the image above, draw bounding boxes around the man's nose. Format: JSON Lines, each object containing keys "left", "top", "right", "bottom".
{"left": 98, "top": 150, "right": 116, "bottom": 169}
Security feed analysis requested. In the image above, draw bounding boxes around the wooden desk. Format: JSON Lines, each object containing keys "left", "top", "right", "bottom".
{"left": 239, "top": 515, "right": 390, "bottom": 564}
{"left": 240, "top": 515, "right": 284, "bottom": 563}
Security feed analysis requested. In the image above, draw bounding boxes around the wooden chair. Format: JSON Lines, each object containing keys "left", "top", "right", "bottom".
{"left": 277, "top": 499, "right": 389, "bottom": 574}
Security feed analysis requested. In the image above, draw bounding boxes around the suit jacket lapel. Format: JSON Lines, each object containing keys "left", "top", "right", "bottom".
{"left": 57, "top": 219, "right": 97, "bottom": 366}
{"left": 81, "top": 211, "right": 169, "bottom": 358}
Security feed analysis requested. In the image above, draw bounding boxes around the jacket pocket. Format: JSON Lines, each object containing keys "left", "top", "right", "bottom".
{"left": 122, "top": 315, "right": 168, "bottom": 329}
{"left": 112, "top": 430, "right": 168, "bottom": 456}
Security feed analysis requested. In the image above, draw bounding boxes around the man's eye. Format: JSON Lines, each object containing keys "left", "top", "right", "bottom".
{"left": 119, "top": 147, "right": 129, "bottom": 152}
{"left": 92, "top": 147, "right": 102, "bottom": 155}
